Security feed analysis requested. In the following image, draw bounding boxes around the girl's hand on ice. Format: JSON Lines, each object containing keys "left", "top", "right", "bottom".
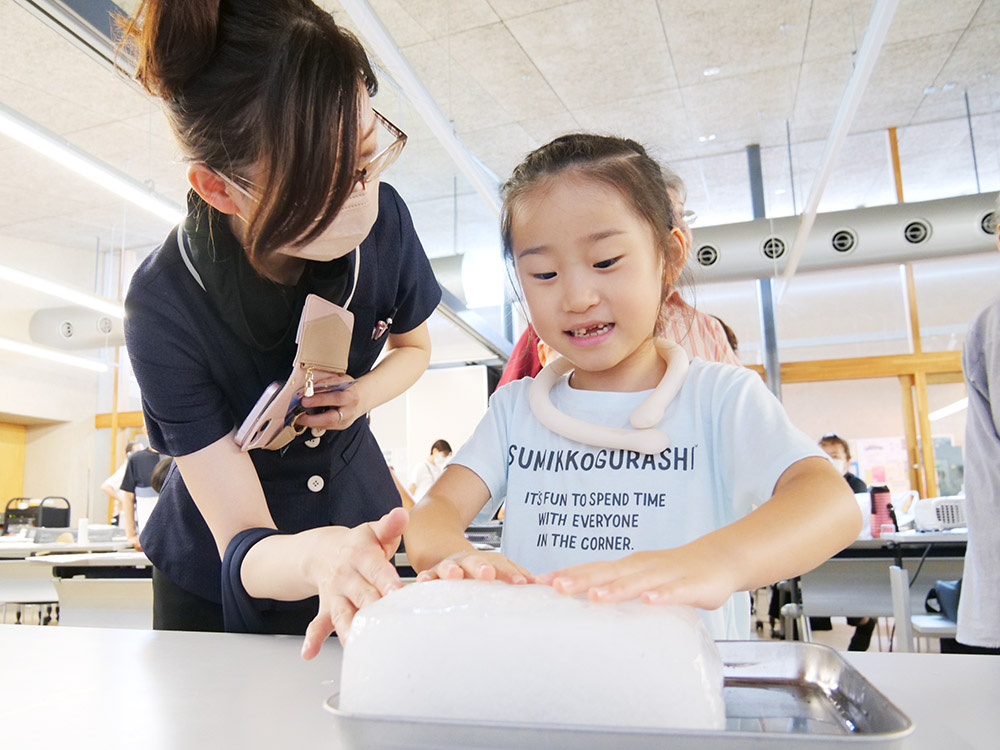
{"left": 416, "top": 550, "right": 533, "bottom": 586}
{"left": 535, "top": 545, "right": 738, "bottom": 610}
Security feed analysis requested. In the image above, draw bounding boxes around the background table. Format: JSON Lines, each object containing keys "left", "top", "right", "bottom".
{"left": 0, "top": 539, "right": 134, "bottom": 558}
{"left": 0, "top": 626, "right": 996, "bottom": 749}
{"left": 799, "top": 532, "right": 966, "bottom": 619}
{"left": 2, "top": 551, "right": 151, "bottom": 626}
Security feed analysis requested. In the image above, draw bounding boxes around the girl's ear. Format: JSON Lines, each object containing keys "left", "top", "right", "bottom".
{"left": 187, "top": 164, "right": 242, "bottom": 215}
{"left": 663, "top": 226, "right": 688, "bottom": 283}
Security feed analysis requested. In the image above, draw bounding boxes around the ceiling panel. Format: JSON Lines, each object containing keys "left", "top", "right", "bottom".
{"left": 853, "top": 31, "right": 965, "bottom": 133}
{"left": 658, "top": 0, "right": 810, "bottom": 88}
{"left": 504, "top": 0, "right": 676, "bottom": 110}
{"left": 380, "top": 0, "right": 500, "bottom": 38}
{"left": 435, "top": 22, "right": 566, "bottom": 122}
{"left": 0, "top": 0, "right": 999, "bottom": 369}
{"left": 800, "top": 0, "right": 875, "bottom": 61}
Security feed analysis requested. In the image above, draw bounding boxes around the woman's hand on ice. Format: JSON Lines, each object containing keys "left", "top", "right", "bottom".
{"left": 300, "top": 507, "right": 408, "bottom": 660}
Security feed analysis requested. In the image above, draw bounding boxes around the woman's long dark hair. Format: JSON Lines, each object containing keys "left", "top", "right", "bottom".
{"left": 116, "top": 0, "right": 377, "bottom": 273}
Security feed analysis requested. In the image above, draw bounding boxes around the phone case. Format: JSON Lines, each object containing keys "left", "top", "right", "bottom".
{"left": 235, "top": 294, "right": 354, "bottom": 451}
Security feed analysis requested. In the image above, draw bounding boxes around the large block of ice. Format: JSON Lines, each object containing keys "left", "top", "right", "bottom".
{"left": 339, "top": 580, "right": 725, "bottom": 730}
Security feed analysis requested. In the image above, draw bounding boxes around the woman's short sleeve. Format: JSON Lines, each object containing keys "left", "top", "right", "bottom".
{"left": 379, "top": 184, "right": 441, "bottom": 334}
{"left": 124, "top": 251, "right": 235, "bottom": 457}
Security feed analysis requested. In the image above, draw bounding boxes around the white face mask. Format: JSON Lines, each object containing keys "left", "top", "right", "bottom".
{"left": 222, "top": 174, "right": 380, "bottom": 263}
{"left": 825, "top": 453, "right": 848, "bottom": 474}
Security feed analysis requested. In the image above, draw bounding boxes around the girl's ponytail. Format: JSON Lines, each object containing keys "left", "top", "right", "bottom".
{"left": 117, "top": 0, "right": 221, "bottom": 101}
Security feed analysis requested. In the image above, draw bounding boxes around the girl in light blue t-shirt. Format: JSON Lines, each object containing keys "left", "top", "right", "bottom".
{"left": 404, "top": 134, "right": 861, "bottom": 633}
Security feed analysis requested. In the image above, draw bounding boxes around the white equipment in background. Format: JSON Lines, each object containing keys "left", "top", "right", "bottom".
{"left": 913, "top": 496, "right": 966, "bottom": 531}
{"left": 29, "top": 305, "right": 124, "bottom": 349}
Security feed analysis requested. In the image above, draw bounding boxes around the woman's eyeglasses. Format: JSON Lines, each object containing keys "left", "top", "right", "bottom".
{"left": 356, "top": 109, "right": 406, "bottom": 186}
{"left": 217, "top": 108, "right": 406, "bottom": 196}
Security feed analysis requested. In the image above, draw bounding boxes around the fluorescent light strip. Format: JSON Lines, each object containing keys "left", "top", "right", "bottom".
{"left": 0, "top": 263, "right": 124, "bottom": 319}
{"left": 0, "top": 336, "right": 108, "bottom": 373}
{"left": 0, "top": 100, "right": 185, "bottom": 224}
{"left": 929, "top": 397, "right": 968, "bottom": 422}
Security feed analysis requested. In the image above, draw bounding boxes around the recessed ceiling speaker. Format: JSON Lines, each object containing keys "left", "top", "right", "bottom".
{"left": 830, "top": 228, "right": 857, "bottom": 254}
{"left": 761, "top": 236, "right": 786, "bottom": 260}
{"left": 903, "top": 219, "right": 931, "bottom": 244}
{"left": 696, "top": 244, "right": 718, "bottom": 267}
{"left": 981, "top": 210, "right": 998, "bottom": 236}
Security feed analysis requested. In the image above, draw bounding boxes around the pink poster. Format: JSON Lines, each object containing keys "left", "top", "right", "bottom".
{"left": 855, "top": 437, "right": 910, "bottom": 494}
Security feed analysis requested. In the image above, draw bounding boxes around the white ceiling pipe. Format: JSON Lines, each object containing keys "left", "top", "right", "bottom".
{"left": 776, "top": 0, "right": 900, "bottom": 302}
{"left": 339, "top": 0, "right": 501, "bottom": 216}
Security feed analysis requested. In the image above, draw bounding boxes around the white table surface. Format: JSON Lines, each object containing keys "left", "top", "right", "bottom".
{"left": 880, "top": 528, "right": 968, "bottom": 544}
{"left": 0, "top": 626, "right": 997, "bottom": 749}
{"left": 0, "top": 539, "right": 134, "bottom": 558}
{"left": 22, "top": 550, "right": 150, "bottom": 567}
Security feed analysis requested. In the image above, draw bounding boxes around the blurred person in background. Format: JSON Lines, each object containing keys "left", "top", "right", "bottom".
{"left": 955, "top": 195, "right": 1000, "bottom": 655}
{"left": 408, "top": 440, "right": 453, "bottom": 503}
{"left": 100, "top": 438, "right": 146, "bottom": 525}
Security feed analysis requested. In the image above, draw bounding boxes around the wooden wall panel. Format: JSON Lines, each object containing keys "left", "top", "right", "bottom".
{"left": 0, "top": 422, "right": 27, "bottom": 504}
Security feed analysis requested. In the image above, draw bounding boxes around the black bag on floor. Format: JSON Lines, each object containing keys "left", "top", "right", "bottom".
{"left": 925, "top": 579, "right": 962, "bottom": 622}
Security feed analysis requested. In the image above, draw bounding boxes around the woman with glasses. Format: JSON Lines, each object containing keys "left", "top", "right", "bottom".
{"left": 117, "top": 0, "right": 440, "bottom": 657}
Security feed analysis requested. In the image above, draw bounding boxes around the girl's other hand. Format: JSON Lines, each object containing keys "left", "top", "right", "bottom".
{"left": 415, "top": 550, "right": 533, "bottom": 586}
{"left": 535, "top": 545, "right": 738, "bottom": 610}
{"left": 300, "top": 507, "right": 408, "bottom": 660}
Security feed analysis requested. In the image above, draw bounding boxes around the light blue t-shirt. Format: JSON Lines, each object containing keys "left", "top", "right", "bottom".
{"left": 452, "top": 359, "right": 826, "bottom": 639}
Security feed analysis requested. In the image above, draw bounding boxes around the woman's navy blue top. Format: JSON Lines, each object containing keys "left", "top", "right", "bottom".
{"left": 124, "top": 183, "right": 441, "bottom": 604}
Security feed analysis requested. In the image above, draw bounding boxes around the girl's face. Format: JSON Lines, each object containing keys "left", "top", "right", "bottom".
{"left": 511, "top": 174, "right": 665, "bottom": 392}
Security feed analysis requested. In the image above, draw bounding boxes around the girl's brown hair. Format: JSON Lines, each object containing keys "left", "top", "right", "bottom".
{"left": 499, "top": 134, "right": 685, "bottom": 334}
{"left": 116, "top": 0, "right": 377, "bottom": 272}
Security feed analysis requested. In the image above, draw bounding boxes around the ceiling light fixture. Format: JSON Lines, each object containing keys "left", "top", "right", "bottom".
{"left": 703, "top": 67, "right": 721, "bottom": 76}
{"left": 0, "top": 101, "right": 184, "bottom": 225}
{"left": 929, "top": 397, "right": 968, "bottom": 422}
{"left": 0, "top": 336, "right": 108, "bottom": 373}
{"left": 698, "top": 134, "right": 717, "bottom": 142}
{"left": 942, "top": 82, "right": 957, "bottom": 91}
{"left": 0, "top": 263, "right": 124, "bottom": 319}
{"left": 924, "top": 86, "right": 936, "bottom": 94}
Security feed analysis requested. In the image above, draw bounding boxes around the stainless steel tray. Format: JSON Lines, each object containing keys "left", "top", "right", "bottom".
{"left": 325, "top": 640, "right": 913, "bottom": 749}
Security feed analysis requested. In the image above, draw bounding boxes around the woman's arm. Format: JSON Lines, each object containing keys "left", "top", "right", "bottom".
{"left": 296, "top": 322, "right": 432, "bottom": 431}
{"left": 174, "top": 434, "right": 407, "bottom": 657}
{"left": 536, "top": 456, "right": 861, "bottom": 606}
{"left": 405, "top": 464, "right": 532, "bottom": 583}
